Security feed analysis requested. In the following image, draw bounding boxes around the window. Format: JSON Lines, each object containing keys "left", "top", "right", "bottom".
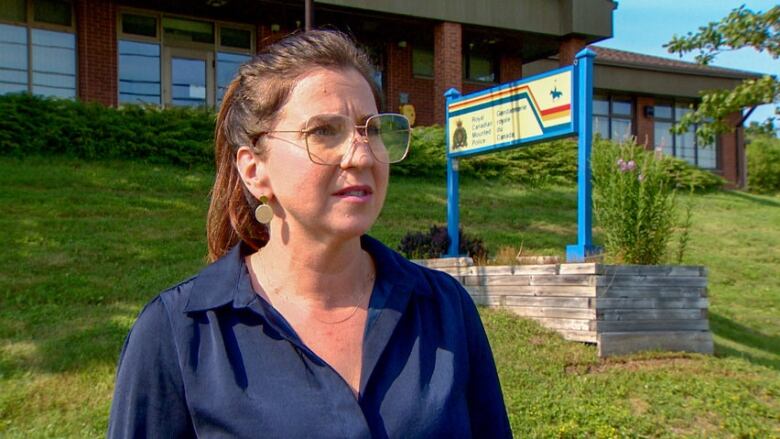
{"left": 31, "top": 27, "right": 75, "bottom": 97}
{"left": 464, "top": 42, "right": 497, "bottom": 83}
{"left": 121, "top": 13, "right": 156, "bottom": 38}
{"left": 119, "top": 40, "right": 161, "bottom": 104}
{"left": 118, "top": 10, "right": 253, "bottom": 108}
{"left": 216, "top": 51, "right": 249, "bottom": 104}
{"left": 464, "top": 53, "right": 496, "bottom": 83}
{"left": 0, "top": 0, "right": 76, "bottom": 98}
{"left": 592, "top": 95, "right": 633, "bottom": 141}
{"left": 220, "top": 26, "right": 251, "bottom": 50}
{"left": 412, "top": 47, "right": 433, "bottom": 78}
{"left": 162, "top": 17, "right": 214, "bottom": 44}
{"left": 654, "top": 102, "right": 717, "bottom": 169}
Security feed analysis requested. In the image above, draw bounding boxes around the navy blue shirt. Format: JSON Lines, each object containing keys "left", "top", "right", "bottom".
{"left": 108, "top": 236, "right": 511, "bottom": 438}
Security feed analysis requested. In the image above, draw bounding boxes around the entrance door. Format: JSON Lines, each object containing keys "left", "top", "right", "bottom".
{"left": 162, "top": 47, "right": 214, "bottom": 107}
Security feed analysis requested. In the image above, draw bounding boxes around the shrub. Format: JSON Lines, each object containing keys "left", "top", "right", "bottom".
{"left": 591, "top": 139, "right": 682, "bottom": 265}
{"left": 0, "top": 93, "right": 215, "bottom": 167}
{"left": 398, "top": 225, "right": 488, "bottom": 262}
{"left": 0, "top": 94, "right": 734, "bottom": 192}
{"left": 659, "top": 154, "right": 726, "bottom": 191}
{"left": 394, "top": 124, "right": 578, "bottom": 185}
{"left": 747, "top": 135, "right": 780, "bottom": 193}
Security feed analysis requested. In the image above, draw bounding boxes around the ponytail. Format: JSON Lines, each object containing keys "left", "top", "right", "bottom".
{"left": 206, "top": 79, "right": 268, "bottom": 262}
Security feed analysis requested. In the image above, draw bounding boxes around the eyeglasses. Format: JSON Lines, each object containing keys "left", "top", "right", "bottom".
{"left": 253, "top": 113, "right": 411, "bottom": 165}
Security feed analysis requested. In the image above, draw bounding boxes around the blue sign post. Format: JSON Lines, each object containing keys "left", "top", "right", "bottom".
{"left": 566, "top": 49, "right": 599, "bottom": 261}
{"left": 444, "top": 48, "right": 599, "bottom": 261}
{"left": 444, "top": 89, "right": 462, "bottom": 256}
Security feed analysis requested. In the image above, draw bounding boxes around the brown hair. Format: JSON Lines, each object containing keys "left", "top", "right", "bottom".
{"left": 207, "top": 30, "right": 381, "bottom": 261}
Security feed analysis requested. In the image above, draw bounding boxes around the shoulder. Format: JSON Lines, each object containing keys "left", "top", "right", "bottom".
{"left": 123, "top": 276, "right": 198, "bottom": 351}
{"left": 363, "top": 235, "right": 475, "bottom": 312}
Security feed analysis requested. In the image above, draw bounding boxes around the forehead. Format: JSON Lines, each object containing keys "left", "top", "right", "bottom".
{"left": 279, "top": 67, "right": 377, "bottom": 122}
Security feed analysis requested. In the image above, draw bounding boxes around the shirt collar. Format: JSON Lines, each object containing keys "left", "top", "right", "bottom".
{"left": 183, "top": 235, "right": 428, "bottom": 314}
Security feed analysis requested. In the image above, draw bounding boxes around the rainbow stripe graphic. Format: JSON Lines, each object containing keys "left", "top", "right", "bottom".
{"left": 446, "top": 68, "right": 574, "bottom": 157}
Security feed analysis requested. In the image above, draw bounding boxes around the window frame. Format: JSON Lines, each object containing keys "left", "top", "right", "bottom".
{"left": 463, "top": 42, "right": 498, "bottom": 84}
{"left": 116, "top": 7, "right": 255, "bottom": 107}
{"left": 0, "top": 0, "right": 77, "bottom": 97}
{"left": 592, "top": 94, "right": 635, "bottom": 141}
{"left": 654, "top": 99, "right": 719, "bottom": 170}
{"left": 411, "top": 45, "right": 433, "bottom": 79}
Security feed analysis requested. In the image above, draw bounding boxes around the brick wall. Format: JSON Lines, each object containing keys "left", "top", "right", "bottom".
{"left": 559, "top": 36, "right": 586, "bottom": 67}
{"left": 433, "top": 22, "right": 462, "bottom": 124}
{"left": 719, "top": 111, "right": 744, "bottom": 187}
{"left": 499, "top": 54, "right": 522, "bottom": 82}
{"left": 461, "top": 82, "right": 492, "bottom": 95}
{"left": 635, "top": 96, "right": 654, "bottom": 147}
{"left": 257, "top": 24, "right": 289, "bottom": 50}
{"left": 76, "top": 0, "right": 117, "bottom": 106}
{"left": 385, "top": 43, "right": 435, "bottom": 126}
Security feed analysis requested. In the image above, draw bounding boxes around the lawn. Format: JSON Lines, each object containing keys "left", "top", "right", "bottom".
{"left": 0, "top": 157, "right": 778, "bottom": 437}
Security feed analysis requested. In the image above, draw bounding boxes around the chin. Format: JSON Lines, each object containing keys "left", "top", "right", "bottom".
{"left": 325, "top": 217, "right": 377, "bottom": 241}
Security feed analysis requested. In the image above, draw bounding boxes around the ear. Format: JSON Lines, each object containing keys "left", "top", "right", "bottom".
{"left": 236, "top": 145, "right": 272, "bottom": 201}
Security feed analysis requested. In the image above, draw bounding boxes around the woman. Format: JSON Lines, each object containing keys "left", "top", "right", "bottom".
{"left": 109, "top": 30, "right": 511, "bottom": 438}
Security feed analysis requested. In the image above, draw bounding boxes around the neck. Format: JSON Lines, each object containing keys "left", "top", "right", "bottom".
{"left": 250, "top": 225, "right": 371, "bottom": 309}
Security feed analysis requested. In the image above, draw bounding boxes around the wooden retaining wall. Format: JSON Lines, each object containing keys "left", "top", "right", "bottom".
{"left": 416, "top": 258, "right": 714, "bottom": 357}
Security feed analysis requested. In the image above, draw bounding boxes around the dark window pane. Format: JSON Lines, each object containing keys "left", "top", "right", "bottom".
{"left": 0, "top": 23, "right": 28, "bottom": 94}
{"left": 468, "top": 54, "right": 494, "bottom": 82}
{"left": 171, "top": 56, "right": 206, "bottom": 107}
{"left": 593, "top": 98, "right": 609, "bottom": 116}
{"left": 698, "top": 143, "right": 717, "bottom": 169}
{"left": 675, "top": 104, "right": 693, "bottom": 122}
{"left": 654, "top": 121, "right": 673, "bottom": 154}
{"left": 163, "top": 17, "right": 213, "bottom": 44}
{"left": 611, "top": 118, "right": 632, "bottom": 141}
{"left": 0, "top": 0, "right": 26, "bottom": 21}
{"left": 217, "top": 51, "right": 249, "bottom": 104}
{"left": 612, "top": 99, "right": 631, "bottom": 116}
{"left": 220, "top": 26, "right": 250, "bottom": 49}
{"left": 31, "top": 28, "right": 75, "bottom": 98}
{"left": 122, "top": 13, "right": 157, "bottom": 38}
{"left": 593, "top": 116, "right": 609, "bottom": 139}
{"left": 412, "top": 47, "right": 433, "bottom": 77}
{"left": 33, "top": 0, "right": 72, "bottom": 26}
{"left": 675, "top": 126, "right": 696, "bottom": 165}
{"left": 654, "top": 104, "right": 672, "bottom": 119}
{"left": 118, "top": 40, "right": 160, "bottom": 104}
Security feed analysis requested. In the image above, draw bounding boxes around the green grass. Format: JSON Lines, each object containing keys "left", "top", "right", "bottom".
{"left": 1, "top": 156, "right": 778, "bottom": 437}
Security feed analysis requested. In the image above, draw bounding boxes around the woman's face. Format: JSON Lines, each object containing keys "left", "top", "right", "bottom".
{"left": 250, "top": 67, "right": 388, "bottom": 243}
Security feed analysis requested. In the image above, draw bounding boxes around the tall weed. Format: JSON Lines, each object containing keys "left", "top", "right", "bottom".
{"left": 591, "top": 139, "right": 680, "bottom": 264}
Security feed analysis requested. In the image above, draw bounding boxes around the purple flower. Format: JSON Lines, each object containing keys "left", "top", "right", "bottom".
{"left": 616, "top": 158, "right": 625, "bottom": 167}
{"left": 626, "top": 160, "right": 636, "bottom": 171}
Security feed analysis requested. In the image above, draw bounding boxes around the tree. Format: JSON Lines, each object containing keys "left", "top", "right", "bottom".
{"left": 664, "top": 5, "right": 779, "bottom": 144}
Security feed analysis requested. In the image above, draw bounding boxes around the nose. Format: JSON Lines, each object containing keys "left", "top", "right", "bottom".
{"left": 340, "top": 131, "right": 374, "bottom": 169}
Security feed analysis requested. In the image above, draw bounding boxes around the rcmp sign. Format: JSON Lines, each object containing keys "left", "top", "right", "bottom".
{"left": 446, "top": 68, "right": 574, "bottom": 158}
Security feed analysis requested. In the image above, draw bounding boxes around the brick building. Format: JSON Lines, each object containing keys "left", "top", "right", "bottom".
{"left": 0, "top": 0, "right": 759, "bottom": 186}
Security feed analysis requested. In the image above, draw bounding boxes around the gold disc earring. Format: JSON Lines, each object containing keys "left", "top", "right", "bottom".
{"left": 254, "top": 195, "right": 274, "bottom": 224}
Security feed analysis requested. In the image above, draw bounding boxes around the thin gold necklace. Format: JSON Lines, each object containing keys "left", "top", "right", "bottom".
{"left": 257, "top": 253, "right": 375, "bottom": 325}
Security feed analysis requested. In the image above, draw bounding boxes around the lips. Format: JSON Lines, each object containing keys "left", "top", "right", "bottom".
{"left": 333, "top": 185, "right": 373, "bottom": 197}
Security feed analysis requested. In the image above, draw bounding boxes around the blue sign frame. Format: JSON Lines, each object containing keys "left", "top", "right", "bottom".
{"left": 445, "top": 48, "right": 600, "bottom": 261}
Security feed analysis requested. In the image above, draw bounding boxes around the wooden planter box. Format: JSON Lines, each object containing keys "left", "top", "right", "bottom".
{"left": 415, "top": 258, "right": 713, "bottom": 357}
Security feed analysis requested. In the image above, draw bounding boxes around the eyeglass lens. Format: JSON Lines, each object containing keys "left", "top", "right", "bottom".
{"left": 304, "top": 114, "right": 410, "bottom": 164}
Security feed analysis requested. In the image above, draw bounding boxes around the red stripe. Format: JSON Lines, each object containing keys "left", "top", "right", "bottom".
{"left": 540, "top": 104, "right": 571, "bottom": 116}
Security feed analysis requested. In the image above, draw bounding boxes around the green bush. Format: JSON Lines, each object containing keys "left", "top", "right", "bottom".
{"left": 658, "top": 153, "right": 726, "bottom": 191}
{"left": 0, "top": 94, "right": 732, "bottom": 191}
{"left": 747, "top": 135, "right": 780, "bottom": 193}
{"left": 591, "top": 138, "right": 681, "bottom": 265}
{"left": 394, "top": 124, "right": 578, "bottom": 185}
{"left": 0, "top": 93, "right": 214, "bottom": 167}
